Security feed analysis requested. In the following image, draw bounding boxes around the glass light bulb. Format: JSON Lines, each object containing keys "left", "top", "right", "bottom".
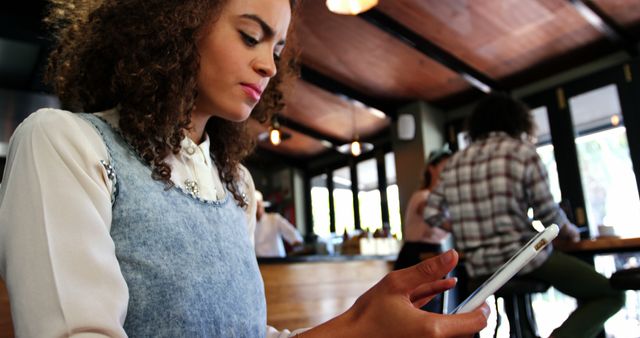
{"left": 326, "top": 0, "right": 378, "bottom": 15}
{"left": 350, "top": 140, "right": 362, "bottom": 156}
{"left": 270, "top": 129, "right": 282, "bottom": 145}
{"left": 610, "top": 114, "right": 620, "bottom": 126}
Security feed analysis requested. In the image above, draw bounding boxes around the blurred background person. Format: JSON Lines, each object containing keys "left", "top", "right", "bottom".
{"left": 393, "top": 148, "right": 452, "bottom": 313}
{"left": 404, "top": 149, "right": 452, "bottom": 247}
{"left": 425, "top": 92, "right": 624, "bottom": 338}
{"left": 254, "top": 190, "right": 303, "bottom": 258}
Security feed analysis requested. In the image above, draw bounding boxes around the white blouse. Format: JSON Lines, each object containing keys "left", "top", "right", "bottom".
{"left": 0, "top": 108, "right": 303, "bottom": 337}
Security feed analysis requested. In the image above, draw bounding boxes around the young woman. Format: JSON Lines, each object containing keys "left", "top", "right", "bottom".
{"left": 0, "top": 0, "right": 489, "bottom": 336}
{"left": 401, "top": 149, "right": 452, "bottom": 249}
{"left": 394, "top": 149, "right": 453, "bottom": 313}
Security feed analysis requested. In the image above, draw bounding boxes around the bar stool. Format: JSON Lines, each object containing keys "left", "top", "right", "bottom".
{"left": 468, "top": 276, "right": 550, "bottom": 338}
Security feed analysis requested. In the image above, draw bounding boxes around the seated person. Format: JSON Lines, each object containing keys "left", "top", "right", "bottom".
{"left": 425, "top": 92, "right": 625, "bottom": 338}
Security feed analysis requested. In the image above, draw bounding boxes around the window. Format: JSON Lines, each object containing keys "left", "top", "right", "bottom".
{"left": 532, "top": 106, "right": 562, "bottom": 203}
{"left": 309, "top": 152, "right": 402, "bottom": 239}
{"left": 310, "top": 174, "right": 330, "bottom": 237}
{"left": 385, "top": 152, "right": 402, "bottom": 238}
{"left": 568, "top": 84, "right": 640, "bottom": 237}
{"left": 357, "top": 158, "right": 382, "bottom": 232}
{"left": 332, "top": 166, "right": 355, "bottom": 235}
{"left": 456, "top": 131, "right": 471, "bottom": 150}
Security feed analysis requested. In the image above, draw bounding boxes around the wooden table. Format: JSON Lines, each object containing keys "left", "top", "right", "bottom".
{"left": 555, "top": 236, "right": 640, "bottom": 255}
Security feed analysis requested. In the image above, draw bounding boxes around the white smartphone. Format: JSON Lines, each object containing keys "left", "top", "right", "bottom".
{"left": 451, "top": 224, "right": 559, "bottom": 314}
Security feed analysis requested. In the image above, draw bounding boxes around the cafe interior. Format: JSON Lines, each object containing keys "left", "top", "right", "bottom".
{"left": 1, "top": 0, "right": 640, "bottom": 337}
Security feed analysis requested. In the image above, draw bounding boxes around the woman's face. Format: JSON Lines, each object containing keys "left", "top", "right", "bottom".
{"left": 194, "top": 0, "right": 291, "bottom": 122}
{"left": 429, "top": 158, "right": 449, "bottom": 189}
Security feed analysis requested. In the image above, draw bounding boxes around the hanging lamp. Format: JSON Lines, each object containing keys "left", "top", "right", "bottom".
{"left": 336, "top": 102, "right": 373, "bottom": 157}
{"left": 269, "top": 118, "right": 282, "bottom": 146}
{"left": 258, "top": 115, "right": 291, "bottom": 146}
{"left": 326, "top": 0, "right": 378, "bottom": 15}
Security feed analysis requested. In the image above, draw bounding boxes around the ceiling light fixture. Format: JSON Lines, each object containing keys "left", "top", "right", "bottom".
{"left": 610, "top": 114, "right": 621, "bottom": 126}
{"left": 269, "top": 125, "right": 282, "bottom": 146}
{"left": 326, "top": 0, "right": 378, "bottom": 15}
{"left": 258, "top": 115, "right": 291, "bottom": 146}
{"left": 336, "top": 101, "right": 373, "bottom": 157}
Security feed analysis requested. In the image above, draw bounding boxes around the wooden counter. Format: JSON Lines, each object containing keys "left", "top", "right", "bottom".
{"left": 259, "top": 257, "right": 394, "bottom": 331}
{"left": 555, "top": 236, "right": 640, "bottom": 254}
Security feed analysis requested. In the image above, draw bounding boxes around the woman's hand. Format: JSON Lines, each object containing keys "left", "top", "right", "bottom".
{"left": 301, "top": 250, "right": 489, "bottom": 337}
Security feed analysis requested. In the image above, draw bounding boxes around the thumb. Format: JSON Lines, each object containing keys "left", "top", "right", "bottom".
{"left": 433, "top": 303, "right": 490, "bottom": 336}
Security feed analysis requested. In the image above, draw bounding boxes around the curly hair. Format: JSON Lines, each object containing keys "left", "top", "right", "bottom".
{"left": 467, "top": 92, "right": 534, "bottom": 142}
{"left": 44, "top": 0, "right": 299, "bottom": 207}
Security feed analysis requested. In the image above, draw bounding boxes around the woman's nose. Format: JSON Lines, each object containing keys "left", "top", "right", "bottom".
{"left": 254, "top": 52, "right": 277, "bottom": 78}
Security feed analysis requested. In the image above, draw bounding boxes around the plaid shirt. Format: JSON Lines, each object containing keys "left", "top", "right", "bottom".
{"left": 424, "top": 132, "right": 569, "bottom": 277}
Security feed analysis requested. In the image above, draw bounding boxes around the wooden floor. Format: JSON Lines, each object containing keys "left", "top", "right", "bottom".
{"left": 259, "top": 259, "right": 393, "bottom": 331}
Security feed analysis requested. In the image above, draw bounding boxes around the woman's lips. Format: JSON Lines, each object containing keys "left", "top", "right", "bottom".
{"left": 241, "top": 84, "right": 262, "bottom": 101}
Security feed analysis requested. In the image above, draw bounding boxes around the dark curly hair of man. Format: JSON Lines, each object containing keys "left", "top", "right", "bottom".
{"left": 44, "top": 0, "right": 298, "bottom": 208}
{"left": 467, "top": 92, "right": 534, "bottom": 142}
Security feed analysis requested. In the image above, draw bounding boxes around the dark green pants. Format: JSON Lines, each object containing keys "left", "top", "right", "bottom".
{"left": 523, "top": 251, "right": 625, "bottom": 338}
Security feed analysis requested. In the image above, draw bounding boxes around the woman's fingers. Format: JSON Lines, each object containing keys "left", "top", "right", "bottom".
{"left": 410, "top": 277, "right": 457, "bottom": 308}
{"left": 391, "top": 250, "right": 459, "bottom": 294}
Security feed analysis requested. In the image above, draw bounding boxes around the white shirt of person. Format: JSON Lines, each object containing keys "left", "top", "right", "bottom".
{"left": 0, "top": 108, "right": 307, "bottom": 338}
{"left": 255, "top": 212, "right": 303, "bottom": 257}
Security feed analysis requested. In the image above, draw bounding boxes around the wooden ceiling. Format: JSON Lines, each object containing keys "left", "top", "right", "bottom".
{"left": 378, "top": 0, "right": 605, "bottom": 79}
{"left": 0, "top": 1, "right": 639, "bottom": 163}
{"left": 251, "top": 0, "right": 640, "bottom": 161}
{"left": 594, "top": 0, "right": 640, "bottom": 29}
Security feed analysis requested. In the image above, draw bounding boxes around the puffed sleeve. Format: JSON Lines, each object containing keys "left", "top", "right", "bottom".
{"left": 239, "top": 164, "right": 257, "bottom": 246}
{"left": 0, "top": 109, "right": 129, "bottom": 337}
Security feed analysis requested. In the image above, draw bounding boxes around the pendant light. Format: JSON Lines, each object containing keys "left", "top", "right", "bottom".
{"left": 257, "top": 115, "right": 291, "bottom": 146}
{"left": 326, "top": 0, "right": 378, "bottom": 15}
{"left": 336, "top": 102, "right": 373, "bottom": 157}
{"left": 269, "top": 118, "right": 282, "bottom": 146}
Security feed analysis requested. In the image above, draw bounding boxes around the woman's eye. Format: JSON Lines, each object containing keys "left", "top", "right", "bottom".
{"left": 240, "top": 32, "right": 259, "bottom": 47}
{"left": 273, "top": 53, "right": 281, "bottom": 63}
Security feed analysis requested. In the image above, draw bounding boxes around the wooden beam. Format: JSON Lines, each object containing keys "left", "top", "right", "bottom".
{"left": 568, "top": 0, "right": 638, "bottom": 57}
{"left": 358, "top": 8, "right": 502, "bottom": 94}
{"left": 299, "top": 65, "right": 404, "bottom": 118}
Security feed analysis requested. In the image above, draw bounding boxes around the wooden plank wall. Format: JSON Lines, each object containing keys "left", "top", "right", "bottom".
{"left": 259, "top": 259, "right": 393, "bottom": 331}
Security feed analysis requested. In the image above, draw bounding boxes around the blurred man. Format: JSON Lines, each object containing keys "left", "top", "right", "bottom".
{"left": 254, "top": 191, "right": 303, "bottom": 258}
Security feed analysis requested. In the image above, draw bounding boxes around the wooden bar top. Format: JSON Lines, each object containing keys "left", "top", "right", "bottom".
{"left": 555, "top": 236, "right": 640, "bottom": 254}
{"left": 257, "top": 254, "right": 397, "bottom": 264}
